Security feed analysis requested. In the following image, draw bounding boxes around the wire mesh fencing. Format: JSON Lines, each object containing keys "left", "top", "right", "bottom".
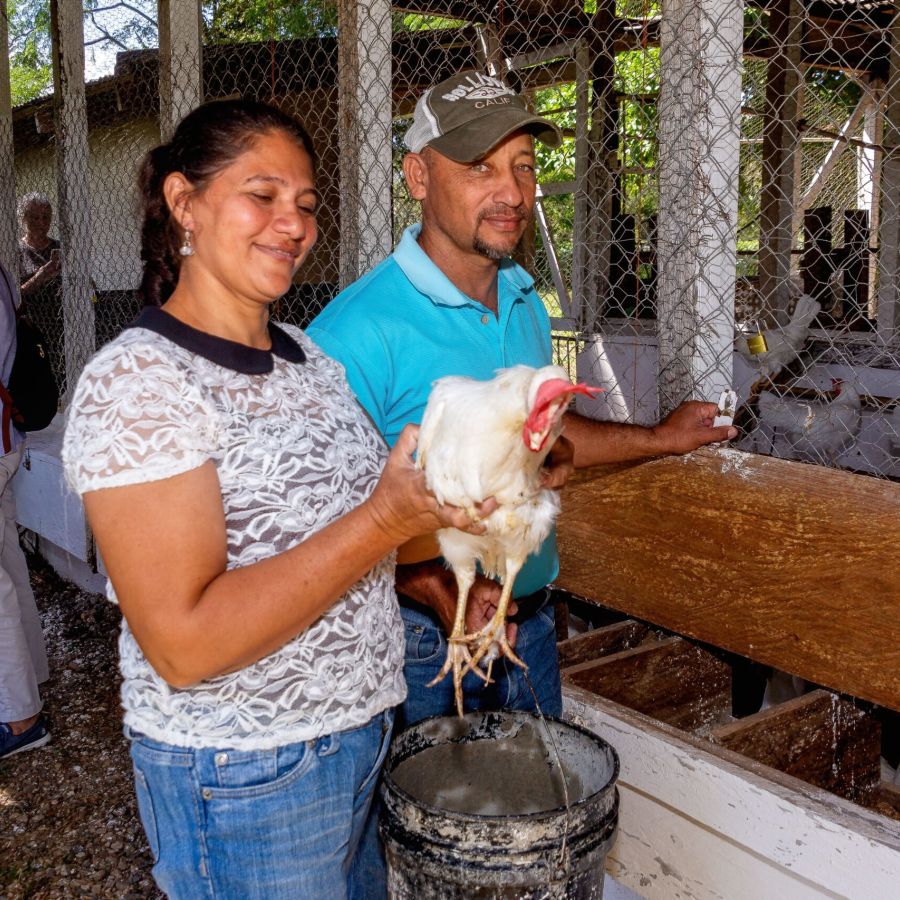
{"left": 5, "top": 0, "right": 900, "bottom": 478}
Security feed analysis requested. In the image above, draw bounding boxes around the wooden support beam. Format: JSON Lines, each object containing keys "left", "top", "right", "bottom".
{"left": 581, "top": 0, "right": 616, "bottom": 332}
{"left": 877, "top": 12, "right": 900, "bottom": 343}
{"left": 0, "top": 11, "right": 18, "bottom": 276}
{"left": 758, "top": 0, "right": 804, "bottom": 326}
{"left": 338, "top": 0, "right": 393, "bottom": 286}
{"left": 555, "top": 449, "right": 900, "bottom": 712}
{"left": 800, "top": 206, "right": 834, "bottom": 311}
{"left": 859, "top": 80, "right": 884, "bottom": 318}
{"left": 562, "top": 635, "right": 732, "bottom": 732}
{"left": 50, "top": 0, "right": 95, "bottom": 401}
{"left": 157, "top": 0, "right": 202, "bottom": 143}
{"left": 557, "top": 620, "right": 654, "bottom": 669}
{"left": 797, "top": 94, "right": 871, "bottom": 222}
{"left": 565, "top": 685, "right": 900, "bottom": 900}
{"left": 710, "top": 690, "right": 881, "bottom": 805}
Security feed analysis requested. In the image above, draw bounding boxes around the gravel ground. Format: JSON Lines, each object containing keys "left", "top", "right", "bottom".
{"left": 0, "top": 552, "right": 162, "bottom": 900}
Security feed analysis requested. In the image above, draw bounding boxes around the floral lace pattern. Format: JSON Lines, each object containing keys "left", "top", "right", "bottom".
{"left": 62, "top": 323, "right": 405, "bottom": 750}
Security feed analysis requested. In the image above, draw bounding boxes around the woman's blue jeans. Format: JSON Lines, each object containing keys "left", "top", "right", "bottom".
{"left": 127, "top": 708, "right": 394, "bottom": 900}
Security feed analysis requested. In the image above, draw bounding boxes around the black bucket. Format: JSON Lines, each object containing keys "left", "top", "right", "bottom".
{"left": 380, "top": 710, "right": 619, "bottom": 899}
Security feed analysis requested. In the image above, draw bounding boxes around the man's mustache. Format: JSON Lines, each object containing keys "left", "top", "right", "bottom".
{"left": 477, "top": 205, "right": 528, "bottom": 223}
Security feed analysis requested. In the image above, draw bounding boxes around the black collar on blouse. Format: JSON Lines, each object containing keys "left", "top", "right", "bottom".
{"left": 128, "top": 306, "right": 306, "bottom": 375}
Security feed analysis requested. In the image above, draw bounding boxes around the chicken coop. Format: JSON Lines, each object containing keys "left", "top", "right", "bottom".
{"left": 3, "top": 1, "right": 900, "bottom": 897}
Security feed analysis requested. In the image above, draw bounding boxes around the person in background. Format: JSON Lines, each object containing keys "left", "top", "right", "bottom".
{"left": 308, "top": 70, "right": 739, "bottom": 730}
{"left": 61, "top": 98, "right": 491, "bottom": 900}
{"left": 17, "top": 192, "right": 65, "bottom": 390}
{"left": 0, "top": 260, "right": 50, "bottom": 759}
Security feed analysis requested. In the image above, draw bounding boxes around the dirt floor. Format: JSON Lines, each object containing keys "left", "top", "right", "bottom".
{"left": 0, "top": 553, "right": 162, "bottom": 899}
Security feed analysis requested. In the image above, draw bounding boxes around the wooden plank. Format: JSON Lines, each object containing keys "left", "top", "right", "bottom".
{"left": 562, "top": 636, "right": 731, "bottom": 732}
{"left": 564, "top": 685, "right": 900, "bottom": 900}
{"left": 757, "top": 0, "right": 803, "bottom": 326}
{"left": 557, "top": 619, "right": 653, "bottom": 669}
{"left": 710, "top": 690, "right": 881, "bottom": 805}
{"left": 0, "top": 10, "right": 17, "bottom": 276}
{"left": 555, "top": 448, "right": 900, "bottom": 711}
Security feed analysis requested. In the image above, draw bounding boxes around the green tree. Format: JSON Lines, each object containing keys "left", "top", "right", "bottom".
{"left": 8, "top": 0, "right": 53, "bottom": 105}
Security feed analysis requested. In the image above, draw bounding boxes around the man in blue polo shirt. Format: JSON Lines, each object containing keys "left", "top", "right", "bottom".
{"left": 308, "top": 70, "right": 737, "bottom": 728}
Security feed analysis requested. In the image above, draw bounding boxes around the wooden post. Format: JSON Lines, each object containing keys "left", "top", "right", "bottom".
{"left": 158, "top": 0, "right": 203, "bottom": 143}
{"left": 337, "top": 0, "right": 393, "bottom": 288}
{"left": 50, "top": 0, "right": 94, "bottom": 401}
{"left": 800, "top": 207, "right": 833, "bottom": 313}
{"left": 582, "top": 0, "right": 616, "bottom": 332}
{"left": 0, "top": 11, "right": 18, "bottom": 276}
{"left": 656, "top": 0, "right": 742, "bottom": 414}
{"left": 859, "top": 80, "right": 883, "bottom": 319}
{"left": 877, "top": 16, "right": 900, "bottom": 345}
{"left": 571, "top": 38, "right": 591, "bottom": 327}
{"left": 758, "top": 0, "right": 803, "bottom": 326}
{"left": 843, "top": 209, "right": 870, "bottom": 328}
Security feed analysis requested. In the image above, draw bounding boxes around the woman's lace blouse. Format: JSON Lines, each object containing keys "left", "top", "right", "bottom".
{"left": 62, "top": 307, "right": 405, "bottom": 750}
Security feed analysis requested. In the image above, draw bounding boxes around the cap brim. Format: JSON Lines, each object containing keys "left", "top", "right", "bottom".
{"left": 425, "top": 108, "right": 563, "bottom": 163}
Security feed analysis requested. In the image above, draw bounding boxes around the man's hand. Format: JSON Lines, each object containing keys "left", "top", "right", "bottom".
{"left": 540, "top": 434, "right": 575, "bottom": 489}
{"left": 396, "top": 560, "right": 517, "bottom": 647}
{"left": 652, "top": 400, "right": 738, "bottom": 455}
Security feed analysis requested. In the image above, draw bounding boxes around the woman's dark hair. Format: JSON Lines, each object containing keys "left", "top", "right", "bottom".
{"left": 138, "top": 98, "right": 316, "bottom": 306}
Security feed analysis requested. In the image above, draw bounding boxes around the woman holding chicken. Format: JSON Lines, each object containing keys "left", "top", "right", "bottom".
{"left": 62, "top": 99, "right": 488, "bottom": 900}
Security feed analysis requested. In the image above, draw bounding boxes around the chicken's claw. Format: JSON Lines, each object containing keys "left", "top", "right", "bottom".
{"left": 429, "top": 638, "right": 491, "bottom": 717}
{"left": 464, "top": 623, "right": 527, "bottom": 681}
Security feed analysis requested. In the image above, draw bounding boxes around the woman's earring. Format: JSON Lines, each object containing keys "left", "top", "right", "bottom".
{"left": 179, "top": 229, "right": 194, "bottom": 257}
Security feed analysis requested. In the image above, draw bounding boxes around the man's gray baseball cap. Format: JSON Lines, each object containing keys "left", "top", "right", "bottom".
{"left": 404, "top": 70, "right": 563, "bottom": 163}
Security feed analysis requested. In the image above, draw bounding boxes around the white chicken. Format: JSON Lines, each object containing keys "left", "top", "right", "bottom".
{"left": 735, "top": 294, "right": 821, "bottom": 379}
{"left": 416, "top": 364, "right": 601, "bottom": 715}
{"left": 758, "top": 378, "right": 862, "bottom": 464}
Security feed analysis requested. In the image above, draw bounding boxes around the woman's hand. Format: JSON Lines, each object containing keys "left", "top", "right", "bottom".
{"left": 23, "top": 256, "right": 61, "bottom": 294}
{"left": 365, "top": 424, "right": 497, "bottom": 544}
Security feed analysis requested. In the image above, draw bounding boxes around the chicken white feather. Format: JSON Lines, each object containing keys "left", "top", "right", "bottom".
{"left": 416, "top": 364, "right": 600, "bottom": 715}
{"left": 736, "top": 294, "right": 821, "bottom": 378}
{"left": 758, "top": 378, "right": 862, "bottom": 464}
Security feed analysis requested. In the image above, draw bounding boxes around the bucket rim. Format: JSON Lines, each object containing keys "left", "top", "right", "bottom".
{"left": 383, "top": 708, "right": 620, "bottom": 823}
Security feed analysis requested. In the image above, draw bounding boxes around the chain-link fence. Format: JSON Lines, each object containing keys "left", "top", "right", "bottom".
{"left": 4, "top": 1, "right": 900, "bottom": 478}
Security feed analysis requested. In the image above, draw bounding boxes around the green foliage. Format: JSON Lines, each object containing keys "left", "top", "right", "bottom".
{"left": 202, "top": 0, "right": 337, "bottom": 42}
{"left": 7, "top": 0, "right": 53, "bottom": 104}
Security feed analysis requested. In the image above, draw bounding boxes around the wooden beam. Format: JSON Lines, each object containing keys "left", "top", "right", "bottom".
{"left": 557, "top": 619, "right": 654, "bottom": 668}
{"left": 555, "top": 448, "right": 900, "bottom": 712}
{"left": 565, "top": 685, "right": 900, "bottom": 900}
{"left": 562, "top": 636, "right": 732, "bottom": 732}
{"left": 758, "top": 0, "right": 804, "bottom": 326}
{"left": 877, "top": 10, "right": 900, "bottom": 342}
{"left": 710, "top": 690, "right": 882, "bottom": 805}
{"left": 50, "top": 0, "right": 95, "bottom": 400}
{"left": 0, "top": 10, "right": 18, "bottom": 276}
{"left": 157, "top": 0, "right": 202, "bottom": 142}
{"left": 338, "top": 0, "right": 393, "bottom": 285}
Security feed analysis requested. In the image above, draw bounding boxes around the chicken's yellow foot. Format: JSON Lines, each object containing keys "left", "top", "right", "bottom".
{"left": 463, "top": 620, "right": 527, "bottom": 680}
{"left": 428, "top": 638, "right": 491, "bottom": 717}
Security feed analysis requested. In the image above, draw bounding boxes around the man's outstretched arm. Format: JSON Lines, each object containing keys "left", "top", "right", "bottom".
{"left": 564, "top": 401, "right": 738, "bottom": 468}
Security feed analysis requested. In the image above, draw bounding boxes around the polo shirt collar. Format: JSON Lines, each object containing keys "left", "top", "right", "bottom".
{"left": 393, "top": 224, "right": 535, "bottom": 309}
{"left": 130, "top": 306, "right": 306, "bottom": 374}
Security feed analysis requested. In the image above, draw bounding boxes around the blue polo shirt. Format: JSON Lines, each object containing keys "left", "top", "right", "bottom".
{"left": 307, "top": 224, "right": 557, "bottom": 597}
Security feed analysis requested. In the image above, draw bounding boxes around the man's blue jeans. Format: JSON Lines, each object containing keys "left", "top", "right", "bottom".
{"left": 398, "top": 594, "right": 563, "bottom": 729}
{"left": 127, "top": 708, "right": 393, "bottom": 900}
